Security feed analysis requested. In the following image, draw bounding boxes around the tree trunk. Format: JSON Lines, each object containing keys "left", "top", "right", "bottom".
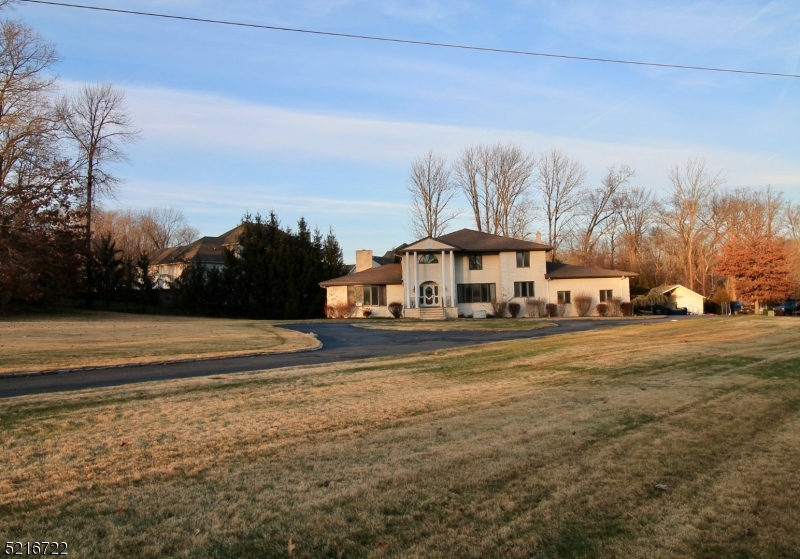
{"left": 85, "top": 160, "right": 94, "bottom": 307}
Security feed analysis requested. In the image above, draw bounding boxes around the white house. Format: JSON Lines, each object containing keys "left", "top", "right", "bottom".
{"left": 660, "top": 284, "right": 705, "bottom": 315}
{"left": 320, "top": 228, "right": 637, "bottom": 318}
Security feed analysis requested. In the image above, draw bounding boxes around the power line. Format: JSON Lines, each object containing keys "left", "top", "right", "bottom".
{"left": 19, "top": 0, "right": 800, "bottom": 79}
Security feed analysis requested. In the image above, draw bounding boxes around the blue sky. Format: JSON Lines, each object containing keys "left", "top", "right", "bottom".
{"left": 15, "top": 0, "right": 800, "bottom": 258}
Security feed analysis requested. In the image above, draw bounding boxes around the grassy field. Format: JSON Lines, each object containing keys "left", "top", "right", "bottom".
{"left": 2, "top": 317, "right": 799, "bottom": 558}
{"left": 0, "top": 312, "right": 318, "bottom": 374}
{"left": 354, "top": 318, "right": 557, "bottom": 331}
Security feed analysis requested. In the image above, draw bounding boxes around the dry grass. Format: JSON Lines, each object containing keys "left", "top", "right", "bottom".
{"left": 355, "top": 318, "right": 556, "bottom": 331}
{"left": 1, "top": 317, "right": 800, "bottom": 558}
{"left": 0, "top": 312, "right": 318, "bottom": 374}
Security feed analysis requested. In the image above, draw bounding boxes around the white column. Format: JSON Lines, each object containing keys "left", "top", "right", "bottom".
{"left": 450, "top": 250, "right": 456, "bottom": 306}
{"left": 413, "top": 251, "right": 418, "bottom": 308}
{"left": 440, "top": 250, "right": 446, "bottom": 307}
{"left": 404, "top": 255, "right": 410, "bottom": 309}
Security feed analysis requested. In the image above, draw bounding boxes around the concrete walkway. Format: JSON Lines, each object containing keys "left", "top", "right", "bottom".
{"left": 0, "top": 319, "right": 665, "bottom": 398}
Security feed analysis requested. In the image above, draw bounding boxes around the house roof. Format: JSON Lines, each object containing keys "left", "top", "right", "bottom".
{"left": 149, "top": 225, "right": 244, "bottom": 266}
{"left": 399, "top": 229, "right": 551, "bottom": 253}
{"left": 320, "top": 263, "right": 403, "bottom": 287}
{"left": 545, "top": 262, "right": 638, "bottom": 279}
{"left": 660, "top": 284, "right": 706, "bottom": 298}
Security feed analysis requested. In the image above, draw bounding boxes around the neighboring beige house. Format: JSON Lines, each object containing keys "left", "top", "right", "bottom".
{"left": 660, "top": 284, "right": 705, "bottom": 315}
{"left": 149, "top": 225, "right": 243, "bottom": 288}
{"left": 320, "top": 228, "right": 637, "bottom": 318}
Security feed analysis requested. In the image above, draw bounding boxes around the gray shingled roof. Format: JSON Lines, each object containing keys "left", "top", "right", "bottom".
{"left": 545, "top": 262, "right": 638, "bottom": 279}
{"left": 320, "top": 263, "right": 403, "bottom": 287}
{"left": 149, "top": 225, "right": 244, "bottom": 266}
{"left": 400, "top": 229, "right": 551, "bottom": 253}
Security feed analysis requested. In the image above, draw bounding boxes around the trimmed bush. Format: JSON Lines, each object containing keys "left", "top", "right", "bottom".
{"left": 596, "top": 303, "right": 608, "bottom": 317}
{"left": 362, "top": 307, "right": 373, "bottom": 318}
{"left": 525, "top": 297, "right": 547, "bottom": 318}
{"left": 388, "top": 302, "right": 403, "bottom": 319}
{"left": 608, "top": 297, "right": 623, "bottom": 317}
{"left": 620, "top": 302, "right": 633, "bottom": 316}
{"left": 326, "top": 301, "right": 355, "bottom": 318}
{"left": 573, "top": 293, "right": 594, "bottom": 317}
{"left": 492, "top": 299, "right": 508, "bottom": 318}
{"left": 546, "top": 303, "right": 558, "bottom": 317}
{"left": 508, "top": 302, "right": 521, "bottom": 318}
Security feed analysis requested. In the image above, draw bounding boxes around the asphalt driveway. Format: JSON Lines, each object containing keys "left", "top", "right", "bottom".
{"left": 0, "top": 319, "right": 663, "bottom": 398}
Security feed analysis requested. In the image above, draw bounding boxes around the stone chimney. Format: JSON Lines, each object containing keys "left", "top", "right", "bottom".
{"left": 535, "top": 231, "right": 542, "bottom": 244}
{"left": 355, "top": 250, "right": 374, "bottom": 273}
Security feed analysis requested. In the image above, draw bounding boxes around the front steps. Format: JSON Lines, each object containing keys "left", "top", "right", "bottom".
{"left": 419, "top": 307, "right": 447, "bottom": 321}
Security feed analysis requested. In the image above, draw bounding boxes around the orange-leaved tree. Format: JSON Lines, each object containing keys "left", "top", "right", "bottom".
{"left": 715, "top": 236, "right": 795, "bottom": 313}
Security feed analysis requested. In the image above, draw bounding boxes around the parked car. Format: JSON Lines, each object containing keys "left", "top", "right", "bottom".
{"left": 729, "top": 301, "right": 753, "bottom": 315}
{"left": 773, "top": 300, "right": 798, "bottom": 316}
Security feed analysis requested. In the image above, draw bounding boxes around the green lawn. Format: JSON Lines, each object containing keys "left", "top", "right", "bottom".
{"left": 1, "top": 316, "right": 799, "bottom": 558}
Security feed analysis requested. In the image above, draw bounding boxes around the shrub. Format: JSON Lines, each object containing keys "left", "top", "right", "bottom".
{"left": 362, "top": 307, "right": 373, "bottom": 318}
{"left": 557, "top": 303, "right": 571, "bottom": 317}
{"left": 525, "top": 297, "right": 546, "bottom": 318}
{"left": 573, "top": 293, "right": 594, "bottom": 317}
{"left": 608, "top": 297, "right": 623, "bottom": 317}
{"left": 596, "top": 303, "right": 608, "bottom": 317}
{"left": 508, "top": 302, "right": 521, "bottom": 318}
{"left": 492, "top": 299, "right": 508, "bottom": 318}
{"left": 388, "top": 302, "right": 403, "bottom": 319}
{"left": 326, "top": 301, "right": 355, "bottom": 318}
{"left": 545, "top": 303, "right": 558, "bottom": 317}
{"left": 620, "top": 302, "right": 633, "bottom": 316}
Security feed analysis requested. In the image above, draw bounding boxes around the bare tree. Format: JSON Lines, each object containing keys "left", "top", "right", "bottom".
{"left": 618, "top": 186, "right": 654, "bottom": 274}
{"left": 661, "top": 158, "right": 726, "bottom": 292}
{"left": 534, "top": 148, "right": 586, "bottom": 261}
{"left": 139, "top": 206, "right": 199, "bottom": 249}
{"left": 57, "top": 83, "right": 140, "bottom": 305}
{"left": 453, "top": 142, "right": 535, "bottom": 238}
{"left": 574, "top": 164, "right": 635, "bottom": 266}
{"left": 407, "top": 151, "right": 459, "bottom": 238}
{"left": 783, "top": 201, "right": 800, "bottom": 241}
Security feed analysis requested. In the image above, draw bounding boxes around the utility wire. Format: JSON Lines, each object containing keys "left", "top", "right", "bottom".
{"left": 19, "top": 0, "right": 800, "bottom": 79}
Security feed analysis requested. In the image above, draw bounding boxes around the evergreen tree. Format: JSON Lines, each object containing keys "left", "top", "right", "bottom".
{"left": 93, "top": 233, "right": 122, "bottom": 309}
{"left": 136, "top": 251, "right": 156, "bottom": 310}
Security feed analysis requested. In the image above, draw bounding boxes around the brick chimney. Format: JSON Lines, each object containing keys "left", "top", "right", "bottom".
{"left": 535, "top": 231, "right": 542, "bottom": 244}
{"left": 355, "top": 250, "right": 374, "bottom": 273}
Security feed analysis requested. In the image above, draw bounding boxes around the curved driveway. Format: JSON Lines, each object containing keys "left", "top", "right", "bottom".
{"left": 0, "top": 319, "right": 662, "bottom": 398}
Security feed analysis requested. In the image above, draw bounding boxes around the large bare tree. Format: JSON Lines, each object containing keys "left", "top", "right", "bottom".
{"left": 534, "top": 148, "right": 586, "bottom": 261}
{"left": 407, "top": 151, "right": 459, "bottom": 238}
{"left": 574, "top": 164, "right": 635, "bottom": 266}
{"left": 661, "top": 158, "right": 726, "bottom": 292}
{"left": 95, "top": 206, "right": 199, "bottom": 258}
{"left": 453, "top": 142, "right": 535, "bottom": 238}
{"left": 57, "top": 83, "right": 140, "bottom": 305}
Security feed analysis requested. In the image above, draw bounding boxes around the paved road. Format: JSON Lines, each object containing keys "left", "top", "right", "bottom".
{"left": 0, "top": 319, "right": 664, "bottom": 398}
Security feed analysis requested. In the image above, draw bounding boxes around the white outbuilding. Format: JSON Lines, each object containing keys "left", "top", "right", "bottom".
{"left": 661, "top": 284, "right": 705, "bottom": 315}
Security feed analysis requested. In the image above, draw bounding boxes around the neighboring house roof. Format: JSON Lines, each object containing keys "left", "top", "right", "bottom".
{"left": 659, "top": 284, "right": 706, "bottom": 298}
{"left": 399, "top": 229, "right": 551, "bottom": 253}
{"left": 149, "top": 225, "right": 243, "bottom": 266}
{"left": 545, "top": 262, "right": 638, "bottom": 279}
{"left": 320, "top": 263, "right": 403, "bottom": 287}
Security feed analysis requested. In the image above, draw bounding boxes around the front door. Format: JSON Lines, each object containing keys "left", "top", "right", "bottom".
{"left": 420, "top": 282, "right": 439, "bottom": 307}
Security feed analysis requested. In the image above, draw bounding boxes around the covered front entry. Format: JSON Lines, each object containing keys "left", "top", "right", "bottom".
{"left": 419, "top": 281, "right": 440, "bottom": 307}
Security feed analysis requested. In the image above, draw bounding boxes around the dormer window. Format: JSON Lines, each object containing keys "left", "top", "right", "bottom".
{"left": 419, "top": 253, "right": 439, "bottom": 264}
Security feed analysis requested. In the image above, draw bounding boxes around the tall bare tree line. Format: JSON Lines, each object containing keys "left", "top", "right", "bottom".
{"left": 408, "top": 146, "right": 800, "bottom": 300}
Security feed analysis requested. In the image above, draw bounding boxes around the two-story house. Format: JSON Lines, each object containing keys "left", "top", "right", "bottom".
{"left": 320, "top": 228, "right": 637, "bottom": 318}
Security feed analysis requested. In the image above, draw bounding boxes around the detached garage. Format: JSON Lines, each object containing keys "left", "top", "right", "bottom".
{"left": 661, "top": 284, "right": 705, "bottom": 315}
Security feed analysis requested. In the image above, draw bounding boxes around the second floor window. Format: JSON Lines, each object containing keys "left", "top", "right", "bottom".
{"left": 468, "top": 254, "right": 482, "bottom": 270}
{"left": 516, "top": 251, "right": 530, "bottom": 268}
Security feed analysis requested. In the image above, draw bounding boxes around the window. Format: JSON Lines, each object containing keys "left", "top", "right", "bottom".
{"left": 468, "top": 254, "right": 483, "bottom": 270}
{"left": 457, "top": 283, "right": 496, "bottom": 303}
{"left": 419, "top": 253, "right": 438, "bottom": 264}
{"left": 514, "top": 281, "right": 535, "bottom": 298}
{"left": 348, "top": 284, "right": 386, "bottom": 306}
{"left": 557, "top": 291, "right": 571, "bottom": 305}
{"left": 516, "top": 251, "right": 530, "bottom": 268}
{"left": 599, "top": 289, "right": 613, "bottom": 302}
